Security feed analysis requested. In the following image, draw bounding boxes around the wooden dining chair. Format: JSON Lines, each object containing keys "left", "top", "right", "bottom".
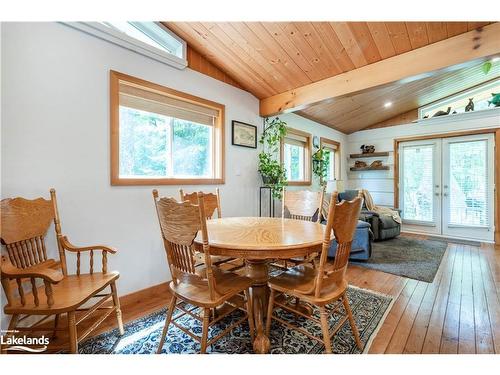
{"left": 179, "top": 188, "right": 241, "bottom": 271}
{"left": 280, "top": 187, "right": 325, "bottom": 268}
{"left": 153, "top": 190, "right": 255, "bottom": 354}
{"left": 266, "top": 191, "right": 364, "bottom": 354}
{"left": 0, "top": 189, "right": 123, "bottom": 354}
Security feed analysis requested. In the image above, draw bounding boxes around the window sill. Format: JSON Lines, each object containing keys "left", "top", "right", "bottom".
{"left": 111, "top": 177, "right": 225, "bottom": 186}
{"left": 287, "top": 181, "right": 312, "bottom": 186}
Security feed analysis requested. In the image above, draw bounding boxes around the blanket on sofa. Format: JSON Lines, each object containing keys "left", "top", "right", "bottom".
{"left": 361, "top": 189, "right": 402, "bottom": 224}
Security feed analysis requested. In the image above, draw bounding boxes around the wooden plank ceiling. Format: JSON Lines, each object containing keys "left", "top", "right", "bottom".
{"left": 163, "top": 22, "right": 496, "bottom": 132}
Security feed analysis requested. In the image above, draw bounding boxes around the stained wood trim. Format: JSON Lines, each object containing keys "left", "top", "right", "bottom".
{"left": 281, "top": 128, "right": 312, "bottom": 186}
{"left": 259, "top": 23, "right": 500, "bottom": 116}
{"left": 110, "top": 70, "right": 225, "bottom": 186}
{"left": 393, "top": 128, "right": 500, "bottom": 245}
{"left": 320, "top": 137, "right": 341, "bottom": 180}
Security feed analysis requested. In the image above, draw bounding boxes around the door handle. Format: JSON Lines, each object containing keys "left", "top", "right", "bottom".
{"left": 443, "top": 193, "right": 448, "bottom": 197}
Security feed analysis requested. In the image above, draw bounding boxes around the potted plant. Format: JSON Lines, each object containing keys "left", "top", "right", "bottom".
{"left": 258, "top": 117, "right": 287, "bottom": 199}
{"left": 312, "top": 146, "right": 330, "bottom": 188}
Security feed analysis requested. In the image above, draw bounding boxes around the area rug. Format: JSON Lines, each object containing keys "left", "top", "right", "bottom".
{"left": 78, "top": 286, "right": 392, "bottom": 354}
{"left": 351, "top": 237, "right": 448, "bottom": 283}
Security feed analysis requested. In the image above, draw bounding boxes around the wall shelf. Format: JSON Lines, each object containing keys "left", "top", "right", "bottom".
{"left": 349, "top": 151, "right": 390, "bottom": 158}
{"left": 350, "top": 166, "right": 390, "bottom": 171}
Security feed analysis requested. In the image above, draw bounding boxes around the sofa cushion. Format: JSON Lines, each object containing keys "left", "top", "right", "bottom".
{"left": 379, "top": 215, "right": 399, "bottom": 229}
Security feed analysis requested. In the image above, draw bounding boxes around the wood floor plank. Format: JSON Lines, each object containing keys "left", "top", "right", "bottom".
{"left": 421, "top": 245, "right": 458, "bottom": 353}
{"left": 478, "top": 245, "right": 500, "bottom": 353}
{"left": 458, "top": 245, "right": 476, "bottom": 353}
{"left": 471, "top": 246, "right": 494, "bottom": 354}
{"left": 440, "top": 244, "right": 464, "bottom": 353}
{"left": 368, "top": 278, "right": 417, "bottom": 353}
{"left": 385, "top": 281, "right": 429, "bottom": 353}
{"left": 403, "top": 247, "right": 451, "bottom": 353}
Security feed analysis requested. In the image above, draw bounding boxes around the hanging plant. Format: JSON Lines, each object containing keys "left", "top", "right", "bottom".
{"left": 258, "top": 117, "right": 288, "bottom": 199}
{"left": 312, "top": 146, "right": 330, "bottom": 188}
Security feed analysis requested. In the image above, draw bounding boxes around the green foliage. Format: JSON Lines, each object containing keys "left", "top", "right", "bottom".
{"left": 258, "top": 117, "right": 288, "bottom": 199}
{"left": 119, "top": 106, "right": 210, "bottom": 178}
{"left": 482, "top": 61, "right": 492, "bottom": 74}
{"left": 312, "top": 146, "right": 330, "bottom": 187}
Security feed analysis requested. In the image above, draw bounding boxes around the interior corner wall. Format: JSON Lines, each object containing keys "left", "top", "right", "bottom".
{"left": 0, "top": 22, "right": 262, "bottom": 309}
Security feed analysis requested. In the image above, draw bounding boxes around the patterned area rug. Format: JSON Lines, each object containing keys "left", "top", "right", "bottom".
{"left": 79, "top": 286, "right": 392, "bottom": 354}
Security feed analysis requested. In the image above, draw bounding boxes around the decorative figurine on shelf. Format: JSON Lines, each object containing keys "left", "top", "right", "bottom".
{"left": 488, "top": 93, "right": 500, "bottom": 107}
{"left": 360, "top": 144, "right": 375, "bottom": 154}
{"left": 370, "top": 160, "right": 383, "bottom": 168}
{"left": 452, "top": 111, "right": 457, "bottom": 114}
{"left": 432, "top": 107, "right": 451, "bottom": 117}
{"left": 465, "top": 98, "right": 474, "bottom": 112}
{"left": 354, "top": 160, "right": 367, "bottom": 168}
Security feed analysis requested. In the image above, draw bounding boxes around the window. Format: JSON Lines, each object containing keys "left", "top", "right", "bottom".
{"left": 281, "top": 128, "right": 312, "bottom": 186}
{"left": 419, "top": 78, "right": 500, "bottom": 119}
{"left": 63, "top": 22, "right": 187, "bottom": 69}
{"left": 320, "top": 137, "right": 340, "bottom": 181}
{"left": 110, "top": 71, "right": 224, "bottom": 185}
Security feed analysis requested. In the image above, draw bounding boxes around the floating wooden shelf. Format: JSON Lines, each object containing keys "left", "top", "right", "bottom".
{"left": 349, "top": 152, "right": 390, "bottom": 158}
{"left": 349, "top": 166, "right": 390, "bottom": 171}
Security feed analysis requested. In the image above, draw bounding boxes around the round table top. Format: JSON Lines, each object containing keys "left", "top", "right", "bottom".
{"left": 194, "top": 217, "right": 327, "bottom": 260}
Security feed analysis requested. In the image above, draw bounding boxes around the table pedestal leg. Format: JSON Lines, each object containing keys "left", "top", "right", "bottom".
{"left": 245, "top": 259, "right": 270, "bottom": 354}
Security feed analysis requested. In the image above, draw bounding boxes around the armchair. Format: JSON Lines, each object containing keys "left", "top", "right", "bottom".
{"left": 0, "top": 189, "right": 123, "bottom": 354}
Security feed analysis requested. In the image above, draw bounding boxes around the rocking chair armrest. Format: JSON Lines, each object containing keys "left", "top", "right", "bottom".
{"left": 60, "top": 236, "right": 118, "bottom": 254}
{"left": 0, "top": 261, "right": 64, "bottom": 284}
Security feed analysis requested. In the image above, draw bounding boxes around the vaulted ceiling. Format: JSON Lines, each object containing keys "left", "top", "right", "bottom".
{"left": 163, "top": 22, "right": 498, "bottom": 133}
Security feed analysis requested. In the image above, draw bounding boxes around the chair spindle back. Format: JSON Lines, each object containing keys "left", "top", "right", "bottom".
{"left": 153, "top": 190, "right": 216, "bottom": 298}
{"left": 315, "top": 191, "right": 363, "bottom": 297}
{"left": 282, "top": 188, "right": 324, "bottom": 222}
{"left": 179, "top": 188, "right": 221, "bottom": 220}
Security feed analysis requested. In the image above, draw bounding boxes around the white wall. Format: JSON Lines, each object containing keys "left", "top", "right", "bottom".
{"left": 346, "top": 110, "right": 500, "bottom": 207}
{"left": 1, "top": 21, "right": 264, "bottom": 306}
{"left": 0, "top": 22, "right": 346, "bottom": 317}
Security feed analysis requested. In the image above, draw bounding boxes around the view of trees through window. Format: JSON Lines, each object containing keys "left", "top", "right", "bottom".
{"left": 284, "top": 143, "right": 304, "bottom": 181}
{"left": 402, "top": 145, "right": 434, "bottom": 222}
{"left": 119, "top": 106, "right": 211, "bottom": 178}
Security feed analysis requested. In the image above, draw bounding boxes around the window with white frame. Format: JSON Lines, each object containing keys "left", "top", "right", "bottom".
{"left": 419, "top": 78, "right": 500, "bottom": 119}
{"left": 63, "top": 22, "right": 187, "bottom": 69}
{"left": 110, "top": 71, "right": 224, "bottom": 185}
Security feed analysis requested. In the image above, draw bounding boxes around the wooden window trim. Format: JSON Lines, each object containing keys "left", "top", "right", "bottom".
{"left": 110, "top": 70, "right": 225, "bottom": 186}
{"left": 320, "top": 137, "right": 341, "bottom": 181}
{"left": 393, "top": 127, "right": 500, "bottom": 245}
{"left": 280, "top": 128, "right": 312, "bottom": 186}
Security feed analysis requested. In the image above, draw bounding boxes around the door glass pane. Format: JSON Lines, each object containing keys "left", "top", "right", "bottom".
{"left": 448, "top": 140, "right": 488, "bottom": 227}
{"left": 402, "top": 144, "right": 434, "bottom": 222}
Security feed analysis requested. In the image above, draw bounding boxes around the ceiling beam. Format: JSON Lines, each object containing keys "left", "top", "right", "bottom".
{"left": 259, "top": 22, "right": 500, "bottom": 117}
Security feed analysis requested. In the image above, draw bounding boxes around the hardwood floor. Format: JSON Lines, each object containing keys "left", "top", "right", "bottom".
{"left": 17, "top": 235, "right": 500, "bottom": 354}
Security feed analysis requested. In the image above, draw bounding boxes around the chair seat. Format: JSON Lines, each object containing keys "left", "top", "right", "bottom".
{"left": 268, "top": 265, "right": 348, "bottom": 304}
{"left": 4, "top": 271, "right": 119, "bottom": 314}
{"left": 169, "top": 268, "right": 252, "bottom": 308}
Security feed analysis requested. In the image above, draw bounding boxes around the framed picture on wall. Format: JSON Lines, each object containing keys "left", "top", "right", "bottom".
{"left": 231, "top": 120, "right": 257, "bottom": 149}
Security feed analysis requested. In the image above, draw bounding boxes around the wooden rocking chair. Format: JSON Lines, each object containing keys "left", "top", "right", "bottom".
{"left": 0, "top": 189, "right": 124, "bottom": 354}
{"left": 266, "top": 191, "right": 364, "bottom": 353}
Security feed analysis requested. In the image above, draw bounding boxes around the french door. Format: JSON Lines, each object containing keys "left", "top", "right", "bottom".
{"left": 399, "top": 134, "right": 494, "bottom": 242}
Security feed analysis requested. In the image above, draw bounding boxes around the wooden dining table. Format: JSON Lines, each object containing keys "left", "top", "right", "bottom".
{"left": 194, "top": 216, "right": 326, "bottom": 353}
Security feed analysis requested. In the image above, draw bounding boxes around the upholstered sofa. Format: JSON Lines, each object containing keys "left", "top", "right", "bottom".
{"left": 339, "top": 190, "right": 401, "bottom": 241}
{"left": 327, "top": 220, "right": 372, "bottom": 260}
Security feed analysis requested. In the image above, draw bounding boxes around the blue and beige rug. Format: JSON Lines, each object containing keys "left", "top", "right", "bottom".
{"left": 79, "top": 286, "right": 392, "bottom": 354}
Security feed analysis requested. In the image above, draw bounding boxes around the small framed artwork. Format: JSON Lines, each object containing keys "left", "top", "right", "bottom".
{"left": 231, "top": 120, "right": 257, "bottom": 149}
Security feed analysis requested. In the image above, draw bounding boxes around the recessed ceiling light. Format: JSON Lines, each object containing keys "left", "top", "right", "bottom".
{"left": 492, "top": 57, "right": 500, "bottom": 63}
{"left": 384, "top": 102, "right": 392, "bottom": 108}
